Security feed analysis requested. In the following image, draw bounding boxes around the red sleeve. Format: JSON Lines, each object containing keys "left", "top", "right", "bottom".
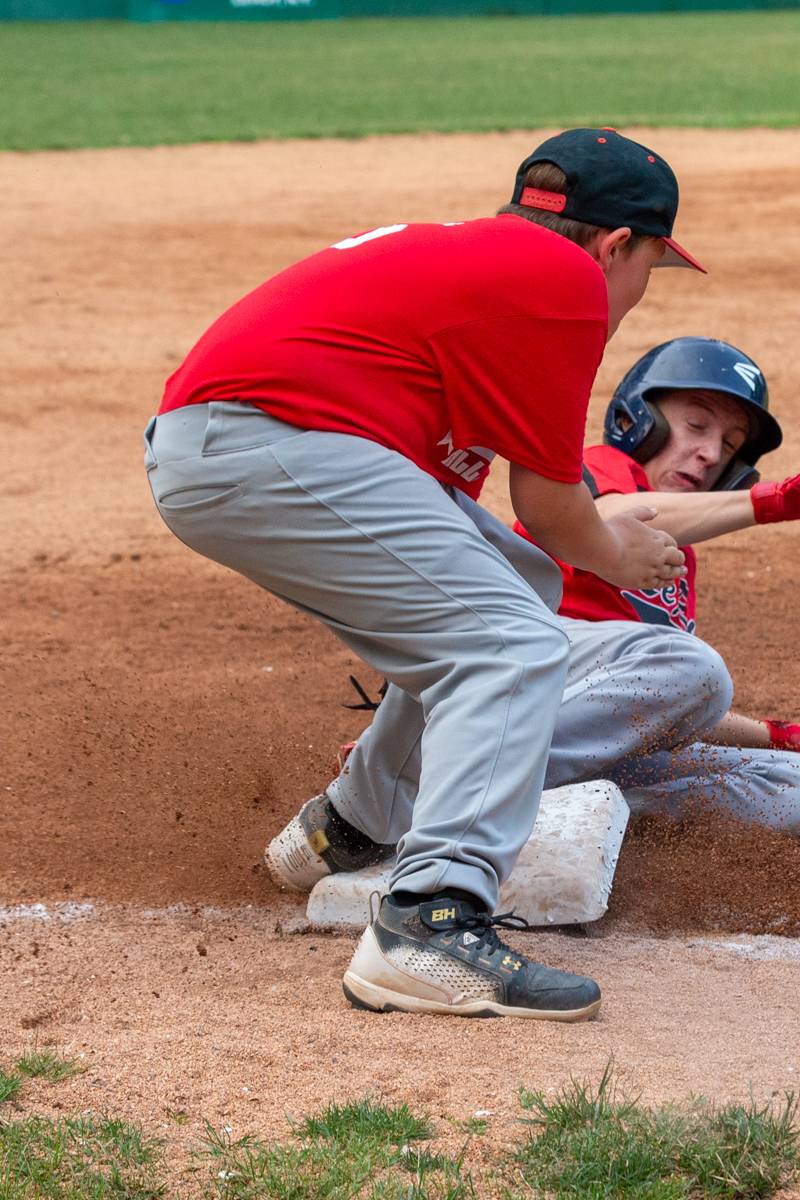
{"left": 582, "top": 444, "right": 651, "bottom": 496}
{"left": 428, "top": 315, "right": 607, "bottom": 484}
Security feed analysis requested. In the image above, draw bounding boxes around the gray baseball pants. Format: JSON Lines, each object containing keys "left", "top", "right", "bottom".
{"left": 558, "top": 617, "right": 800, "bottom": 833}
{"left": 144, "top": 401, "right": 572, "bottom": 911}
{"left": 329, "top": 487, "right": 800, "bottom": 837}
{"left": 332, "top": 563, "right": 800, "bottom": 836}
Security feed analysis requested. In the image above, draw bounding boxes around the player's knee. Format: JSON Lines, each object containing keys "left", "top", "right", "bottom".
{"left": 686, "top": 639, "right": 733, "bottom": 725}
{"left": 510, "top": 616, "right": 571, "bottom": 680}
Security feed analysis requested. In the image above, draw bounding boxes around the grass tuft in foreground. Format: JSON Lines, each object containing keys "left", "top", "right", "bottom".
{"left": 513, "top": 1063, "right": 799, "bottom": 1200}
{"left": 0, "top": 1114, "right": 165, "bottom": 1200}
{"left": 0, "top": 1071, "right": 23, "bottom": 1104}
{"left": 0, "top": 1075, "right": 796, "bottom": 1198}
{"left": 14, "top": 1049, "right": 82, "bottom": 1083}
{"left": 200, "top": 1098, "right": 472, "bottom": 1199}
{"left": 298, "top": 1097, "right": 433, "bottom": 1148}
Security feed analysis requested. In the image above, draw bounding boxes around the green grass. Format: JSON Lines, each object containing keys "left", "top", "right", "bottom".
{"left": 197, "top": 1098, "right": 474, "bottom": 1199}
{"left": 0, "top": 1079, "right": 796, "bottom": 1198}
{"left": 0, "top": 1072, "right": 23, "bottom": 1105}
{"left": 2, "top": 10, "right": 800, "bottom": 150}
{"left": 0, "top": 1114, "right": 165, "bottom": 1199}
{"left": 14, "top": 1050, "right": 82, "bottom": 1083}
{"left": 297, "top": 1097, "right": 434, "bottom": 1146}
{"left": 512, "top": 1063, "right": 800, "bottom": 1200}
{"left": 0, "top": 1050, "right": 82, "bottom": 1112}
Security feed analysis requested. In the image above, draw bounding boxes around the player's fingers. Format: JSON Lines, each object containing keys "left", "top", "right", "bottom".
{"left": 653, "top": 528, "right": 679, "bottom": 548}
{"left": 652, "top": 563, "right": 688, "bottom": 583}
{"left": 661, "top": 544, "right": 685, "bottom": 566}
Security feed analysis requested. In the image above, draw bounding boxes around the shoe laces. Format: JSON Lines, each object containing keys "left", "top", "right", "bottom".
{"left": 455, "top": 910, "right": 533, "bottom": 958}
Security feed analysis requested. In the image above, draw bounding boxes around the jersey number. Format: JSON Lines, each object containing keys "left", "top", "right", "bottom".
{"left": 331, "top": 225, "right": 408, "bottom": 251}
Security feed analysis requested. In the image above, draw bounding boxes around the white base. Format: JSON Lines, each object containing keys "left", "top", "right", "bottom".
{"left": 306, "top": 779, "right": 629, "bottom": 930}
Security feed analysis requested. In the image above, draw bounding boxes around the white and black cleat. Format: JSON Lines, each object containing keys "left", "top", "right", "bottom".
{"left": 265, "top": 793, "right": 395, "bottom": 892}
{"left": 343, "top": 894, "right": 601, "bottom": 1021}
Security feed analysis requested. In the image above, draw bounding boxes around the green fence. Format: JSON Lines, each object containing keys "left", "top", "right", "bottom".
{"left": 128, "top": 0, "right": 800, "bottom": 15}
{"left": 2, "top": 0, "right": 795, "bottom": 18}
{"left": 1, "top": 0, "right": 124, "bottom": 14}
{"left": 128, "top": 0, "right": 332, "bottom": 18}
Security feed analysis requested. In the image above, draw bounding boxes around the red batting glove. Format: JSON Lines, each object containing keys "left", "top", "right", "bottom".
{"left": 750, "top": 473, "right": 800, "bottom": 524}
{"left": 764, "top": 720, "right": 800, "bottom": 752}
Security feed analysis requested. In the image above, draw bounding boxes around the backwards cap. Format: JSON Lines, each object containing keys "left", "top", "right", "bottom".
{"left": 511, "top": 127, "right": 705, "bottom": 273}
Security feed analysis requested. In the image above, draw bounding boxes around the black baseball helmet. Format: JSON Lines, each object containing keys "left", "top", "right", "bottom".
{"left": 604, "top": 337, "right": 783, "bottom": 490}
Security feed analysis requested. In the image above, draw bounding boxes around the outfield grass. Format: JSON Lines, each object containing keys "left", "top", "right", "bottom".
{"left": 2, "top": 9, "right": 800, "bottom": 150}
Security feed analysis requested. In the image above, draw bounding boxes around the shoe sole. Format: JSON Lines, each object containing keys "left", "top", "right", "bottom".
{"left": 264, "top": 814, "right": 331, "bottom": 892}
{"left": 341, "top": 970, "right": 601, "bottom": 1022}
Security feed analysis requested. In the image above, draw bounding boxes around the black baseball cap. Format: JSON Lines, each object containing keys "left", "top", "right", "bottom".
{"left": 511, "top": 127, "right": 705, "bottom": 273}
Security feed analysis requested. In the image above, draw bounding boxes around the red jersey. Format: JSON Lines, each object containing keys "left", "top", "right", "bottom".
{"left": 160, "top": 217, "right": 608, "bottom": 500}
{"left": 514, "top": 444, "right": 698, "bottom": 633}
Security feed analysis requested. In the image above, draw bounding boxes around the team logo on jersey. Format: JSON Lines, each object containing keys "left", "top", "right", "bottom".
{"left": 621, "top": 576, "right": 695, "bottom": 635}
{"left": 437, "top": 431, "right": 495, "bottom": 484}
{"left": 733, "top": 362, "right": 761, "bottom": 391}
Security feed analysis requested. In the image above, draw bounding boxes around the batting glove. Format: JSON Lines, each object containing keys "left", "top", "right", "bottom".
{"left": 750, "top": 473, "right": 800, "bottom": 524}
{"left": 764, "top": 719, "right": 800, "bottom": 752}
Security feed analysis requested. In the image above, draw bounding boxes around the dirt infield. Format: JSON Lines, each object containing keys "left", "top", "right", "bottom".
{"left": 2, "top": 130, "right": 800, "bottom": 1134}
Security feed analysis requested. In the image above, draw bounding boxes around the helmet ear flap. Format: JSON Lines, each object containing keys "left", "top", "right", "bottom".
{"left": 713, "top": 457, "right": 760, "bottom": 492}
{"left": 628, "top": 400, "right": 671, "bottom": 464}
{"left": 604, "top": 394, "right": 671, "bottom": 463}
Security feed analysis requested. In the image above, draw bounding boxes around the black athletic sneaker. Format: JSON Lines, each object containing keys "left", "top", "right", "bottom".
{"left": 264, "top": 793, "right": 396, "bottom": 892}
{"left": 342, "top": 894, "right": 601, "bottom": 1020}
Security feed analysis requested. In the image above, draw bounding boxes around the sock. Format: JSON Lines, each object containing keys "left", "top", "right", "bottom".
{"left": 389, "top": 888, "right": 486, "bottom": 912}
{"left": 323, "top": 798, "right": 379, "bottom": 854}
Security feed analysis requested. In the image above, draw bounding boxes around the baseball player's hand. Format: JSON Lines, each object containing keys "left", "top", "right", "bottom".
{"left": 764, "top": 719, "right": 800, "bottom": 752}
{"left": 600, "top": 505, "right": 686, "bottom": 590}
{"left": 751, "top": 473, "right": 800, "bottom": 524}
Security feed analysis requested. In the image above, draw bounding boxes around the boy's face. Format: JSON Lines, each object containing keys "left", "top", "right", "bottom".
{"left": 643, "top": 390, "right": 751, "bottom": 492}
{"left": 604, "top": 237, "right": 666, "bottom": 340}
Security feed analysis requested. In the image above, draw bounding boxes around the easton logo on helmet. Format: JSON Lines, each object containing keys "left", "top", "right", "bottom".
{"left": 733, "top": 362, "right": 761, "bottom": 391}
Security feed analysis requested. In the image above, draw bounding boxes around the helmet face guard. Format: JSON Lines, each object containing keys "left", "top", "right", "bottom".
{"left": 604, "top": 338, "right": 782, "bottom": 492}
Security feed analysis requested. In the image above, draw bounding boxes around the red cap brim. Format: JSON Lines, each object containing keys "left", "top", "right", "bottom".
{"left": 658, "top": 236, "right": 707, "bottom": 274}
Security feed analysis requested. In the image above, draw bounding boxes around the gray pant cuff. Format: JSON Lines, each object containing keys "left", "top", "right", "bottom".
{"left": 389, "top": 861, "right": 497, "bottom": 913}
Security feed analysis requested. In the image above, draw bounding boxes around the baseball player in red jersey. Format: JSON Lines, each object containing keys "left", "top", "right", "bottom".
{"left": 269, "top": 338, "right": 799, "bottom": 918}
{"left": 536, "top": 337, "right": 800, "bottom": 828}
{"left": 146, "top": 128, "right": 700, "bottom": 1021}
